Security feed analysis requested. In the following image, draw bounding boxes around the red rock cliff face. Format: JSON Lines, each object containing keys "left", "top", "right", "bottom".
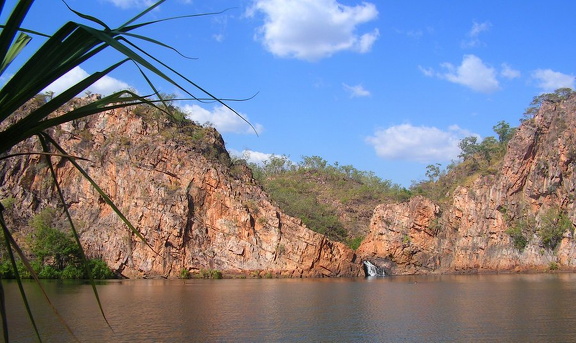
{"left": 358, "top": 95, "right": 576, "bottom": 274}
{"left": 0, "top": 100, "right": 361, "bottom": 278}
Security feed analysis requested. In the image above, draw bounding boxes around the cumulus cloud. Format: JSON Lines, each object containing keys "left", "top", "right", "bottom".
{"left": 43, "top": 66, "right": 131, "bottom": 96}
{"left": 532, "top": 69, "right": 575, "bottom": 92}
{"left": 182, "top": 104, "right": 263, "bottom": 135}
{"left": 229, "top": 149, "right": 279, "bottom": 165}
{"left": 365, "top": 124, "right": 476, "bottom": 163}
{"left": 343, "top": 83, "right": 371, "bottom": 97}
{"left": 440, "top": 55, "right": 500, "bottom": 93}
{"left": 105, "top": 0, "right": 155, "bottom": 9}
{"left": 422, "top": 55, "right": 500, "bottom": 93}
{"left": 501, "top": 63, "right": 521, "bottom": 79}
{"left": 462, "top": 21, "right": 491, "bottom": 48}
{"left": 247, "top": 0, "right": 379, "bottom": 61}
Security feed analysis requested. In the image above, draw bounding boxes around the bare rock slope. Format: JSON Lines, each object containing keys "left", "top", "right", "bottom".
{"left": 4, "top": 94, "right": 576, "bottom": 278}
{"left": 358, "top": 95, "right": 576, "bottom": 274}
{"left": 0, "top": 99, "right": 361, "bottom": 278}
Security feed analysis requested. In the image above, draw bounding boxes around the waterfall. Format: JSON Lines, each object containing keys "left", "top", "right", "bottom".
{"left": 363, "top": 261, "right": 386, "bottom": 277}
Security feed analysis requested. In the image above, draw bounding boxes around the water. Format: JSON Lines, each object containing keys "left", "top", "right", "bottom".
{"left": 4, "top": 273, "right": 576, "bottom": 342}
{"left": 363, "top": 261, "right": 386, "bottom": 276}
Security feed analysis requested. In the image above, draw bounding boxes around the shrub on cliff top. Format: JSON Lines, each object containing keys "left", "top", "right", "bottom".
{"left": 247, "top": 155, "right": 408, "bottom": 244}
{"left": 412, "top": 120, "right": 516, "bottom": 204}
{"left": 523, "top": 88, "right": 576, "bottom": 121}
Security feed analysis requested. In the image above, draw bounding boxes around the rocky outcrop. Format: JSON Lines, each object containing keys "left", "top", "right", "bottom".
{"left": 4, "top": 94, "right": 576, "bottom": 278}
{"left": 358, "top": 95, "right": 576, "bottom": 274}
{"left": 0, "top": 98, "right": 361, "bottom": 278}
{"left": 357, "top": 196, "right": 441, "bottom": 274}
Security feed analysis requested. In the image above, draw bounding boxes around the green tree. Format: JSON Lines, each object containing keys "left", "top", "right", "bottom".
{"left": 425, "top": 163, "right": 442, "bottom": 182}
{"left": 416, "top": 119, "right": 518, "bottom": 203}
{"left": 338, "top": 164, "right": 355, "bottom": 178}
{"left": 264, "top": 155, "right": 292, "bottom": 175}
{"left": 539, "top": 207, "right": 573, "bottom": 250}
{"left": 477, "top": 136, "right": 499, "bottom": 164}
{"left": 300, "top": 156, "right": 328, "bottom": 171}
{"left": 523, "top": 88, "right": 576, "bottom": 121}
{"left": 249, "top": 155, "right": 408, "bottom": 244}
{"left": 493, "top": 121, "right": 515, "bottom": 143}
{"left": 88, "top": 259, "right": 115, "bottom": 279}
{"left": 458, "top": 136, "right": 479, "bottom": 160}
{"left": 31, "top": 224, "right": 81, "bottom": 271}
{"left": 30, "top": 207, "right": 81, "bottom": 271}
{"left": 1, "top": 207, "right": 115, "bottom": 280}
{"left": 505, "top": 215, "right": 535, "bottom": 252}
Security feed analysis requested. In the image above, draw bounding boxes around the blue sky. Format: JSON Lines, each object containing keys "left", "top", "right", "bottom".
{"left": 6, "top": 0, "right": 576, "bottom": 186}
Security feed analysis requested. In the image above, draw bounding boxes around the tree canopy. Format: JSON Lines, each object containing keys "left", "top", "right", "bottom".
{"left": 523, "top": 88, "right": 575, "bottom": 120}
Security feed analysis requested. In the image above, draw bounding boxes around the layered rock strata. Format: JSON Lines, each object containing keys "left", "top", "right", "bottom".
{"left": 0, "top": 99, "right": 361, "bottom": 278}
{"left": 358, "top": 96, "right": 576, "bottom": 274}
{"left": 4, "top": 95, "right": 576, "bottom": 278}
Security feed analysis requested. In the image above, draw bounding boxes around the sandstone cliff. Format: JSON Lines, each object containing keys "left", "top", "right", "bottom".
{"left": 0, "top": 97, "right": 361, "bottom": 278}
{"left": 358, "top": 94, "right": 576, "bottom": 274}
{"left": 4, "top": 93, "right": 576, "bottom": 278}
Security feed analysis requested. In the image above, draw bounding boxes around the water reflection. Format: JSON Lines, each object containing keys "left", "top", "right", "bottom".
{"left": 4, "top": 274, "right": 576, "bottom": 342}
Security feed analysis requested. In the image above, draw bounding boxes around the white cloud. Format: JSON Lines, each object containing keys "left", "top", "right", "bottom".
{"left": 247, "top": 0, "right": 379, "bottom": 61}
{"left": 501, "top": 63, "right": 521, "bottom": 79}
{"left": 418, "top": 65, "right": 435, "bottom": 77}
{"left": 469, "top": 21, "right": 491, "bottom": 37}
{"left": 43, "top": 66, "right": 131, "bottom": 96}
{"left": 435, "top": 55, "right": 500, "bottom": 93}
{"left": 182, "top": 104, "right": 263, "bottom": 135}
{"left": 532, "top": 69, "right": 575, "bottom": 92}
{"left": 230, "top": 149, "right": 276, "bottom": 165}
{"left": 343, "top": 83, "right": 371, "bottom": 97}
{"left": 462, "top": 21, "right": 491, "bottom": 48}
{"left": 357, "top": 29, "right": 379, "bottom": 53}
{"left": 104, "top": 0, "right": 155, "bottom": 9}
{"left": 365, "top": 124, "right": 476, "bottom": 163}
{"left": 213, "top": 34, "right": 225, "bottom": 42}
{"left": 243, "top": 150, "right": 275, "bottom": 164}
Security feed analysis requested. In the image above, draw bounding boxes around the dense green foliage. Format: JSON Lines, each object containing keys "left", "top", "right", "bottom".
{"left": 0, "top": 208, "right": 115, "bottom": 279}
{"left": 504, "top": 214, "right": 535, "bottom": 252}
{"left": 538, "top": 207, "right": 573, "bottom": 250}
{"left": 199, "top": 269, "right": 223, "bottom": 279}
{"left": 178, "top": 267, "right": 223, "bottom": 279}
{"left": 506, "top": 224, "right": 529, "bottom": 251}
{"left": 503, "top": 205, "right": 574, "bottom": 252}
{"left": 247, "top": 155, "right": 410, "bottom": 245}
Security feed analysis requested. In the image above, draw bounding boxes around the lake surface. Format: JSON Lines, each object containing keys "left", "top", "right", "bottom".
{"left": 4, "top": 273, "right": 576, "bottom": 342}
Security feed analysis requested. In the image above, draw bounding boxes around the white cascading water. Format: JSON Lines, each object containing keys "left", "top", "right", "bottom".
{"left": 363, "top": 261, "right": 386, "bottom": 277}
